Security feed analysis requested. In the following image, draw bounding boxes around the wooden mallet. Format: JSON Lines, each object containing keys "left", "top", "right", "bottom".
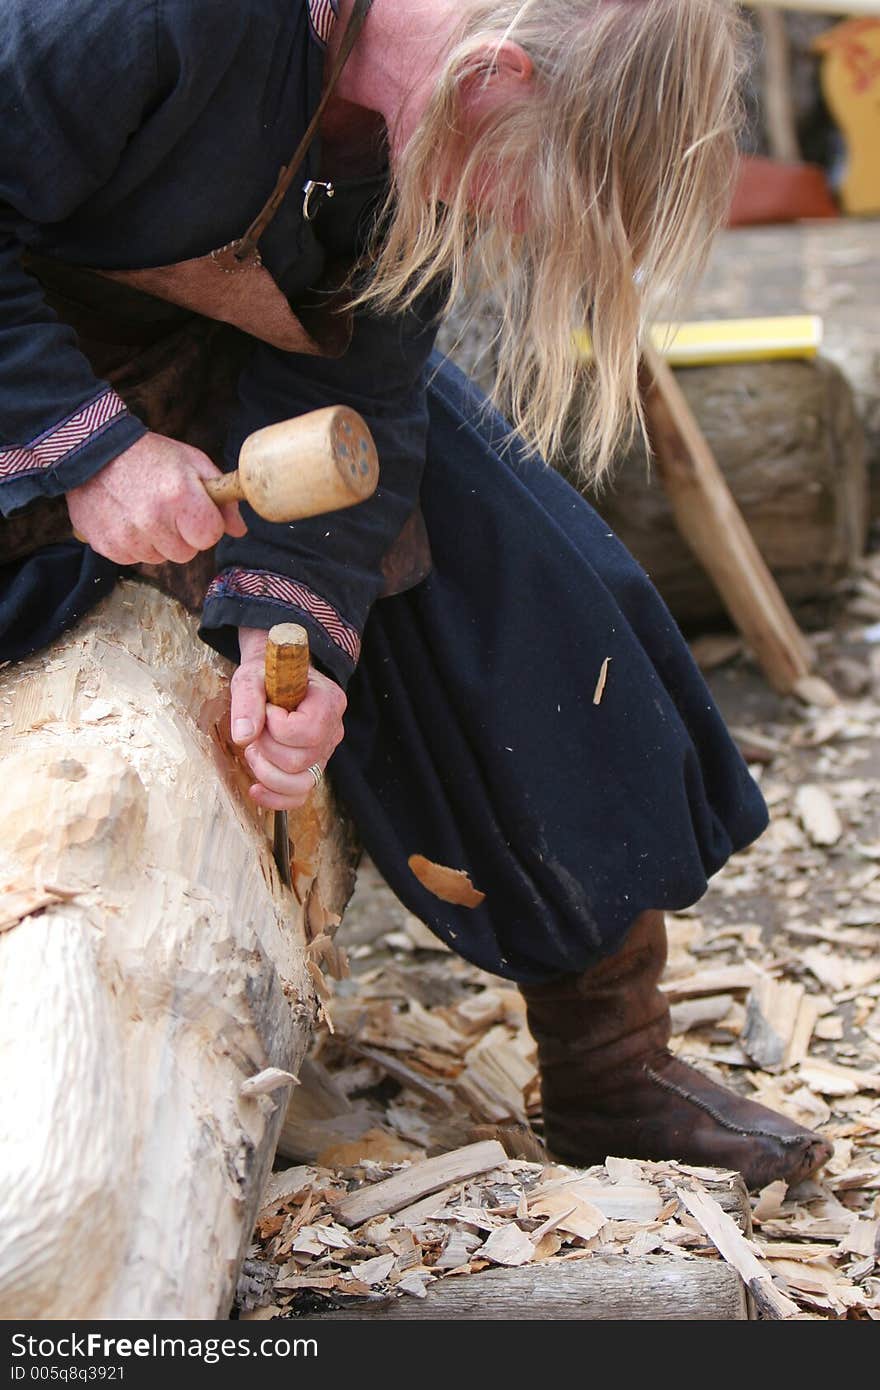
{"left": 71, "top": 405, "right": 379, "bottom": 544}
{"left": 204, "top": 405, "right": 379, "bottom": 521}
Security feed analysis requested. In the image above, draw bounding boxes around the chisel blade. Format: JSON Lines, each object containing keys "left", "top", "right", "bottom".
{"left": 273, "top": 809, "right": 292, "bottom": 889}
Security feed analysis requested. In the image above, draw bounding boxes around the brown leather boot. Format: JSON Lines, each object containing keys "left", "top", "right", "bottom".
{"left": 521, "top": 910, "right": 832, "bottom": 1190}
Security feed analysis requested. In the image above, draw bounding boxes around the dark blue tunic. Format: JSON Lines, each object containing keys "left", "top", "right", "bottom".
{"left": 0, "top": 0, "right": 768, "bottom": 980}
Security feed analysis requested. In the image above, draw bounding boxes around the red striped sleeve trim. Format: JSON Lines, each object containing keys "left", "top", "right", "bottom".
{"left": 308, "top": 0, "right": 338, "bottom": 46}
{"left": 207, "top": 566, "right": 361, "bottom": 665}
{"left": 0, "top": 389, "right": 129, "bottom": 481}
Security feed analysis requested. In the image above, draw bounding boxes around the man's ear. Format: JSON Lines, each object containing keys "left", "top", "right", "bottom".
{"left": 489, "top": 40, "right": 534, "bottom": 84}
{"left": 461, "top": 39, "right": 534, "bottom": 94}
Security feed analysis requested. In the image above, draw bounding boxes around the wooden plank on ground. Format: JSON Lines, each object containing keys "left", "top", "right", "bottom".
{"left": 332, "top": 1141, "right": 508, "bottom": 1229}
{"left": 639, "top": 342, "right": 816, "bottom": 696}
{"left": 677, "top": 1187, "right": 799, "bottom": 1319}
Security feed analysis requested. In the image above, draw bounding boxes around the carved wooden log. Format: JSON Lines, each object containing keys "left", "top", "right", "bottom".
{"left": 0, "top": 581, "right": 356, "bottom": 1320}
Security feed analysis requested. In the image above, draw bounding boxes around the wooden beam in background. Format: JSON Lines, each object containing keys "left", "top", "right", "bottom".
{"left": 639, "top": 343, "right": 816, "bottom": 696}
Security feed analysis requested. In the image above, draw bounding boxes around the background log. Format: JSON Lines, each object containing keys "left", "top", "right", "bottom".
{"left": 437, "top": 220, "right": 879, "bottom": 632}
{"left": 685, "top": 221, "right": 880, "bottom": 524}
{"left": 313, "top": 1254, "right": 751, "bottom": 1320}
{"left": 0, "top": 581, "right": 356, "bottom": 1320}
{"left": 437, "top": 327, "right": 867, "bottom": 631}
{"left": 590, "top": 355, "right": 867, "bottom": 629}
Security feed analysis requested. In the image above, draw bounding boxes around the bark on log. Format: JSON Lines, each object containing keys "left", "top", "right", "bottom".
{"left": 0, "top": 580, "right": 356, "bottom": 1320}
{"left": 313, "top": 1255, "right": 751, "bottom": 1320}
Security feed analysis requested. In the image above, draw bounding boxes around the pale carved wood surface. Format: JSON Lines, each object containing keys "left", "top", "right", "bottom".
{"left": 0, "top": 580, "right": 355, "bottom": 1320}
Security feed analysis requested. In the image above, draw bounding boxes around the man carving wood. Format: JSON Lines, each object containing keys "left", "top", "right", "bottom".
{"left": 0, "top": 0, "right": 831, "bottom": 1197}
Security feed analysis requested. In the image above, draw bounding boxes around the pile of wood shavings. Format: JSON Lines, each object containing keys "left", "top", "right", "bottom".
{"left": 239, "top": 1153, "right": 782, "bottom": 1318}
{"left": 241, "top": 895, "right": 880, "bottom": 1321}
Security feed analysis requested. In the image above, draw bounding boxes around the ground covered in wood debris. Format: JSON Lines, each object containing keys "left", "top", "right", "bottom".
{"left": 239, "top": 557, "right": 880, "bottom": 1322}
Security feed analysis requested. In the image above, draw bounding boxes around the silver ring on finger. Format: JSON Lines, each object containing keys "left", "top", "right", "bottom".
{"left": 307, "top": 763, "right": 325, "bottom": 789}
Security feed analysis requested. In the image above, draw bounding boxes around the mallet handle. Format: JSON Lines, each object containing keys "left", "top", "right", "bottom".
{"left": 203, "top": 473, "right": 245, "bottom": 507}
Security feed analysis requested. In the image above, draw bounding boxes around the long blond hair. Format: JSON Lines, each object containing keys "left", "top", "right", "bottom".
{"left": 356, "top": 0, "right": 745, "bottom": 484}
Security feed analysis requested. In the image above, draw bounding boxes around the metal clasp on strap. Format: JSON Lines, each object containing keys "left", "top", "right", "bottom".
{"left": 302, "top": 179, "right": 335, "bottom": 222}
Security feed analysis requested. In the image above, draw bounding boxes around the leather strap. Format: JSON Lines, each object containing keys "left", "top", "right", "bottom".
{"left": 232, "top": 0, "right": 376, "bottom": 264}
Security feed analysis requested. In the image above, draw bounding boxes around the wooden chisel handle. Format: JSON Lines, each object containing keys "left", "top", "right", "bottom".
{"left": 264, "top": 623, "right": 310, "bottom": 891}
{"left": 265, "top": 623, "right": 310, "bottom": 712}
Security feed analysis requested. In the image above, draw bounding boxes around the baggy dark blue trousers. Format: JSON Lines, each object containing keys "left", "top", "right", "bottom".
{"left": 328, "top": 356, "right": 769, "bottom": 982}
{"left": 0, "top": 354, "right": 768, "bottom": 984}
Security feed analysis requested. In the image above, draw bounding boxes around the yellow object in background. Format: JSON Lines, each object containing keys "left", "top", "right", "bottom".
{"left": 575, "top": 316, "right": 823, "bottom": 366}
{"left": 814, "top": 19, "right": 880, "bottom": 216}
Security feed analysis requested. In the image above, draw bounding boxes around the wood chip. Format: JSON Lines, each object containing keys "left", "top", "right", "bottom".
{"left": 838, "top": 1217, "right": 879, "bottom": 1259}
{"left": 604, "top": 1157, "right": 646, "bottom": 1185}
{"left": 741, "top": 977, "right": 819, "bottom": 1071}
{"left": 752, "top": 1180, "right": 788, "bottom": 1224}
{"left": 240, "top": 1068, "right": 300, "bottom": 1098}
{"left": 393, "top": 1184, "right": 459, "bottom": 1229}
{"left": 661, "top": 964, "right": 763, "bottom": 1000}
{"left": 393, "top": 999, "right": 466, "bottom": 1055}
{"left": 401, "top": 915, "right": 450, "bottom": 952}
{"left": 352, "top": 1045, "right": 457, "bottom": 1112}
{"left": 794, "top": 785, "right": 843, "bottom": 847}
{"left": 291, "top": 1228, "right": 329, "bottom": 1257}
{"left": 763, "top": 1259, "right": 864, "bottom": 1314}
{"left": 676, "top": 1187, "right": 799, "bottom": 1320}
{"left": 593, "top": 657, "right": 612, "bottom": 706}
{"left": 626, "top": 1229, "right": 665, "bottom": 1258}
{"left": 792, "top": 675, "right": 840, "bottom": 709}
{"left": 480, "top": 1224, "right": 536, "bottom": 1267}
{"left": 239, "top": 1305, "right": 282, "bottom": 1321}
{"left": 801, "top": 948, "right": 880, "bottom": 993}
{"left": 529, "top": 1189, "right": 607, "bottom": 1242}
{"left": 274, "top": 1272, "right": 352, "bottom": 1294}
{"left": 259, "top": 1165, "right": 319, "bottom": 1214}
{"left": 396, "top": 1272, "right": 433, "bottom": 1298}
{"left": 691, "top": 634, "right": 743, "bottom": 671}
{"left": 530, "top": 1177, "right": 661, "bottom": 1224}
{"left": 353, "top": 1253, "right": 396, "bottom": 1286}
{"left": 798, "top": 1057, "right": 880, "bottom": 1097}
{"left": 670, "top": 994, "right": 735, "bottom": 1036}
{"left": 407, "top": 855, "right": 486, "bottom": 908}
{"left": 533, "top": 1231, "right": 564, "bottom": 1261}
{"left": 332, "top": 1141, "right": 508, "bottom": 1228}
{"left": 308, "top": 930, "right": 350, "bottom": 983}
{"left": 455, "top": 1026, "right": 534, "bottom": 1124}
{"left": 452, "top": 989, "right": 510, "bottom": 1035}
{"left": 317, "top": 1128, "right": 424, "bottom": 1169}
{"left": 435, "top": 1229, "right": 483, "bottom": 1271}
